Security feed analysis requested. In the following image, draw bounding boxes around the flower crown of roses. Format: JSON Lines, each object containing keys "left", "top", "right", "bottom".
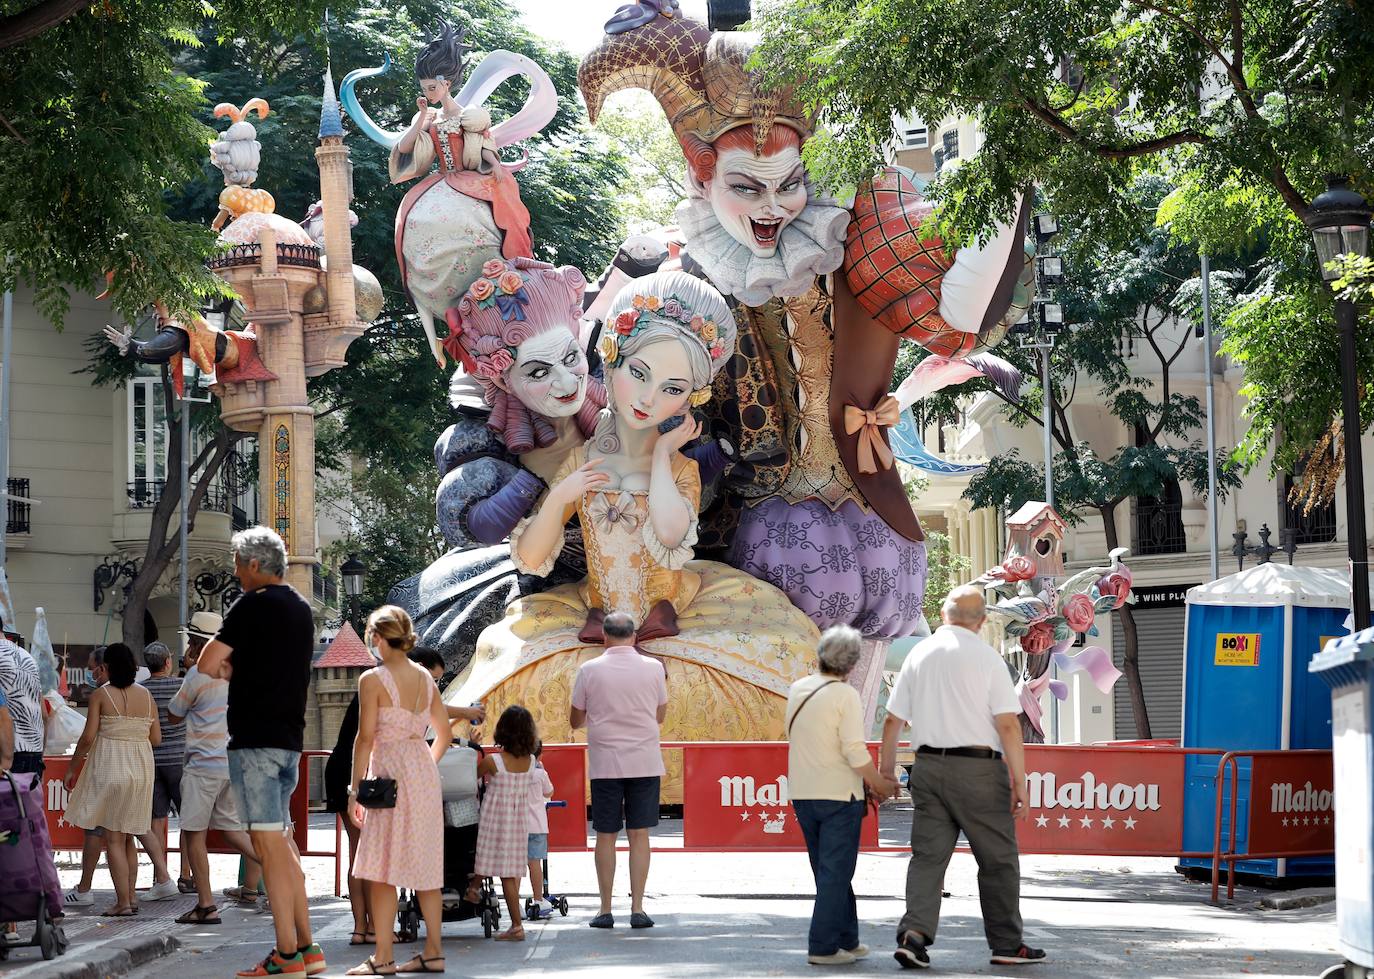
{"left": 443, "top": 260, "right": 530, "bottom": 378}
{"left": 598, "top": 293, "right": 726, "bottom": 406}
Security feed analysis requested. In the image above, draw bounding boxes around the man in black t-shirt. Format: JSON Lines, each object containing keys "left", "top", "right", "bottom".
{"left": 199, "top": 527, "right": 324, "bottom": 978}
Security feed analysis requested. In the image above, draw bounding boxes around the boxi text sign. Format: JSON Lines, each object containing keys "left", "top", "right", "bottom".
{"left": 1215, "top": 632, "right": 1261, "bottom": 667}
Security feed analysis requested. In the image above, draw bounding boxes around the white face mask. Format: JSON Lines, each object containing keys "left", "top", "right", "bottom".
{"left": 703, "top": 146, "right": 809, "bottom": 258}
{"left": 503, "top": 331, "right": 589, "bottom": 419}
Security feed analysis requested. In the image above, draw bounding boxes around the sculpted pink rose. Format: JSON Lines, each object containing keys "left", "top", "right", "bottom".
{"left": 1097, "top": 570, "right": 1132, "bottom": 609}
{"left": 1021, "top": 620, "right": 1055, "bottom": 655}
{"left": 469, "top": 278, "right": 495, "bottom": 302}
{"left": 1062, "top": 593, "right": 1096, "bottom": 633}
{"left": 481, "top": 259, "right": 506, "bottom": 278}
{"left": 1001, "top": 555, "right": 1037, "bottom": 582}
{"left": 474, "top": 360, "right": 503, "bottom": 380}
{"left": 487, "top": 348, "right": 514, "bottom": 375}
{"left": 497, "top": 270, "right": 524, "bottom": 295}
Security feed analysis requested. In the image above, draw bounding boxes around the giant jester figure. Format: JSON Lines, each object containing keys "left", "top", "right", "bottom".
{"left": 576, "top": 7, "right": 1033, "bottom": 718}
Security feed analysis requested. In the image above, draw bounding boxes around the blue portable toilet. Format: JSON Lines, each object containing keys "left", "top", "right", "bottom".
{"left": 1178, "top": 564, "right": 1342, "bottom": 880}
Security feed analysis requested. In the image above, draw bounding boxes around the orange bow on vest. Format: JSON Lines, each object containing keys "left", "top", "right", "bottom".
{"left": 843, "top": 396, "right": 901, "bottom": 474}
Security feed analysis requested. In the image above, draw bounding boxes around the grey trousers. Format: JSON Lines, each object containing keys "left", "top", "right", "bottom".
{"left": 898, "top": 753, "right": 1023, "bottom": 950}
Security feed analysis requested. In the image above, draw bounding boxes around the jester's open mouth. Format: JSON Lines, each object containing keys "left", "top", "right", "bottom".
{"left": 750, "top": 218, "right": 783, "bottom": 248}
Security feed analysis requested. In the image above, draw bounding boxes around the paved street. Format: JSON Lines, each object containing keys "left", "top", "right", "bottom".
{"left": 0, "top": 811, "right": 1341, "bottom": 978}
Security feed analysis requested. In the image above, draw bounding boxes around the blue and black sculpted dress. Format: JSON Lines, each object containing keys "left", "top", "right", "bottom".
{"left": 387, "top": 408, "right": 588, "bottom": 676}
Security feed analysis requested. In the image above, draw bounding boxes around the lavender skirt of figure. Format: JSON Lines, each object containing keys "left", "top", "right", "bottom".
{"left": 729, "top": 497, "right": 927, "bottom": 724}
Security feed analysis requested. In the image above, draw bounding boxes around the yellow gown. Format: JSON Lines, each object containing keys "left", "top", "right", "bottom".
{"left": 448, "top": 444, "right": 820, "bottom": 801}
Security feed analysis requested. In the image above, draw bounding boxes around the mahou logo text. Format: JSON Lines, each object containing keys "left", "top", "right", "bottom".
{"left": 1027, "top": 771, "right": 1162, "bottom": 812}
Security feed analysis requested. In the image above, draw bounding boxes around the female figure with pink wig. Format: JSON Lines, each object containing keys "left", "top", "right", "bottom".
{"left": 388, "top": 257, "right": 606, "bottom": 677}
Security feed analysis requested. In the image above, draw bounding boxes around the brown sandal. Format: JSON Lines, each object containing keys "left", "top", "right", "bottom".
{"left": 494, "top": 926, "right": 525, "bottom": 942}
{"left": 345, "top": 955, "right": 397, "bottom": 976}
{"left": 175, "top": 905, "right": 221, "bottom": 925}
{"left": 398, "top": 955, "right": 445, "bottom": 973}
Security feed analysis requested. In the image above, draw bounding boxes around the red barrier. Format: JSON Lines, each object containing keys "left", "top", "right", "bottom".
{"left": 41, "top": 750, "right": 343, "bottom": 896}
{"left": 538, "top": 744, "right": 587, "bottom": 850}
{"left": 681, "top": 742, "right": 879, "bottom": 851}
{"left": 1210, "top": 749, "right": 1334, "bottom": 902}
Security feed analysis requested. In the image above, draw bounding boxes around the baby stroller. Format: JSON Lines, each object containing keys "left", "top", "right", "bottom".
{"left": 524, "top": 800, "right": 569, "bottom": 921}
{"left": 395, "top": 737, "right": 501, "bottom": 941}
{"left": 0, "top": 771, "right": 68, "bottom": 962}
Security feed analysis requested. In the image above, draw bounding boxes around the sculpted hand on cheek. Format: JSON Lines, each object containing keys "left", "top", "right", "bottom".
{"left": 504, "top": 330, "right": 588, "bottom": 418}
{"left": 704, "top": 146, "right": 809, "bottom": 258}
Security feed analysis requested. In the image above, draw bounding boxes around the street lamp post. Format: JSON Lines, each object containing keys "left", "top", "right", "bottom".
{"left": 341, "top": 553, "right": 367, "bottom": 633}
{"left": 1304, "top": 175, "right": 1373, "bottom": 631}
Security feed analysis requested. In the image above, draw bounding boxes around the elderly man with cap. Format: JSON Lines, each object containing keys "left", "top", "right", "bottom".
{"left": 167, "top": 610, "right": 263, "bottom": 924}
{"left": 879, "top": 585, "right": 1046, "bottom": 970}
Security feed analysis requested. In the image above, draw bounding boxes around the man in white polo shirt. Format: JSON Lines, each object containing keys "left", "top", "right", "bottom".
{"left": 879, "top": 585, "right": 1045, "bottom": 970}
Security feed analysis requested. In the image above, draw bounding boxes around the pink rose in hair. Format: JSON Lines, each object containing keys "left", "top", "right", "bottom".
{"left": 1001, "top": 555, "right": 1036, "bottom": 582}
{"left": 1061, "top": 593, "right": 1095, "bottom": 633}
{"left": 615, "top": 309, "right": 639, "bottom": 335}
{"left": 482, "top": 260, "right": 506, "bottom": 278}
{"left": 498, "top": 270, "right": 524, "bottom": 295}
{"left": 487, "top": 348, "right": 514, "bottom": 375}
{"left": 470, "top": 278, "right": 495, "bottom": 302}
{"left": 1021, "top": 620, "right": 1055, "bottom": 655}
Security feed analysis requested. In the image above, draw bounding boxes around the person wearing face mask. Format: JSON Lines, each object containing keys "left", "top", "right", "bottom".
{"left": 448, "top": 271, "right": 820, "bottom": 802}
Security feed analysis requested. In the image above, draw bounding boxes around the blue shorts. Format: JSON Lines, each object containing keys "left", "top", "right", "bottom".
{"left": 527, "top": 833, "right": 548, "bottom": 861}
{"left": 228, "top": 747, "right": 299, "bottom": 832}
{"left": 590, "top": 776, "right": 660, "bottom": 834}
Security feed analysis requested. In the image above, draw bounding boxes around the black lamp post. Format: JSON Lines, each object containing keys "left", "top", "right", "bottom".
{"left": 341, "top": 553, "right": 367, "bottom": 633}
{"left": 1305, "top": 175, "right": 1374, "bottom": 630}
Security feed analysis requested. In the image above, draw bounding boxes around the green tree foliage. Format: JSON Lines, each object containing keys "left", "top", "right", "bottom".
{"left": 0, "top": 0, "right": 339, "bottom": 324}
{"left": 751, "top": 0, "right": 1374, "bottom": 475}
{"left": 910, "top": 177, "right": 1242, "bottom": 736}
{"left": 594, "top": 90, "right": 687, "bottom": 233}
{"left": 920, "top": 531, "right": 970, "bottom": 626}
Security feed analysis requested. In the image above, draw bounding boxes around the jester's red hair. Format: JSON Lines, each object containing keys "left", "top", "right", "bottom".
{"left": 680, "top": 124, "right": 804, "bottom": 185}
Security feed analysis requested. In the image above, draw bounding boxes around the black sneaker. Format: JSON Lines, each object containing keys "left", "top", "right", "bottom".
{"left": 990, "top": 944, "right": 1047, "bottom": 965}
{"left": 894, "top": 932, "right": 930, "bottom": 969}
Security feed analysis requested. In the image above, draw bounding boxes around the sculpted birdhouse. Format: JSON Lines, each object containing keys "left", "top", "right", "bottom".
{"left": 1004, "top": 501, "right": 1068, "bottom": 587}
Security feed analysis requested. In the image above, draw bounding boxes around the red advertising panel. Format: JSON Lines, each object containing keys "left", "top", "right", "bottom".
{"left": 1247, "top": 752, "right": 1334, "bottom": 855}
{"left": 1015, "top": 746, "right": 1187, "bottom": 855}
{"left": 540, "top": 744, "right": 588, "bottom": 851}
{"left": 37, "top": 758, "right": 87, "bottom": 850}
{"left": 682, "top": 742, "right": 880, "bottom": 850}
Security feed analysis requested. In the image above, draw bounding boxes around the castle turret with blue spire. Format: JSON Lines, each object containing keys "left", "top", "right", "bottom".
{"left": 319, "top": 65, "right": 345, "bottom": 141}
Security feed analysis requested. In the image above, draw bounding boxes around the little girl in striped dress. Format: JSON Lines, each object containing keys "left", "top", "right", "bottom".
{"left": 475, "top": 704, "right": 542, "bottom": 941}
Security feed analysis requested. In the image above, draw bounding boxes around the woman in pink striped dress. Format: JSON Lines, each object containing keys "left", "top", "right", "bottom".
{"left": 348, "top": 607, "right": 451, "bottom": 976}
{"left": 475, "top": 705, "right": 541, "bottom": 941}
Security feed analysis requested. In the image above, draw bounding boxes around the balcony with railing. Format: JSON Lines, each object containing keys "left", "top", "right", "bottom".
{"left": 6, "top": 477, "right": 30, "bottom": 534}
{"left": 1133, "top": 498, "right": 1187, "bottom": 556}
{"left": 127, "top": 480, "right": 232, "bottom": 514}
{"left": 312, "top": 566, "right": 339, "bottom": 608}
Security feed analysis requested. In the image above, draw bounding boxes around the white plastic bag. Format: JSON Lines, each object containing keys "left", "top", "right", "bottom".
{"left": 437, "top": 743, "right": 479, "bottom": 803}
{"left": 43, "top": 690, "right": 85, "bottom": 754}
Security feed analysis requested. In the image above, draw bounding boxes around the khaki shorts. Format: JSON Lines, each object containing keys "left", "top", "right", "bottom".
{"left": 178, "top": 769, "right": 245, "bottom": 832}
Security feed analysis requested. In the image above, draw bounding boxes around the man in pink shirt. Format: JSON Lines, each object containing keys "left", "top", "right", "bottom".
{"left": 569, "top": 612, "right": 667, "bottom": 931}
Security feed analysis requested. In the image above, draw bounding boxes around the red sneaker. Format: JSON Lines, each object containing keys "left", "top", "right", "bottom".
{"left": 236, "top": 949, "right": 306, "bottom": 977}
{"left": 299, "top": 943, "right": 327, "bottom": 976}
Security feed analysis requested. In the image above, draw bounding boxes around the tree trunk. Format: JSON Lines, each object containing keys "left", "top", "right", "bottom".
{"left": 0, "top": 0, "right": 93, "bottom": 50}
{"left": 119, "top": 381, "right": 240, "bottom": 657}
{"left": 1100, "top": 503, "right": 1153, "bottom": 738}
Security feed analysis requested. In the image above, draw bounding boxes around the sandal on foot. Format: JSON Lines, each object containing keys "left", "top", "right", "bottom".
{"left": 350, "top": 931, "right": 377, "bottom": 946}
{"left": 99, "top": 906, "right": 137, "bottom": 917}
{"left": 176, "top": 877, "right": 196, "bottom": 894}
{"left": 175, "top": 905, "right": 222, "bottom": 925}
{"left": 494, "top": 927, "right": 525, "bottom": 942}
{"left": 345, "top": 956, "right": 397, "bottom": 976}
{"left": 398, "top": 955, "right": 445, "bottom": 973}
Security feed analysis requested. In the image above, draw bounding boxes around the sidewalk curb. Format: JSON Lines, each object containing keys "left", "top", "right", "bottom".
{"left": 41, "top": 932, "right": 180, "bottom": 979}
{"left": 1261, "top": 888, "right": 1336, "bottom": 910}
